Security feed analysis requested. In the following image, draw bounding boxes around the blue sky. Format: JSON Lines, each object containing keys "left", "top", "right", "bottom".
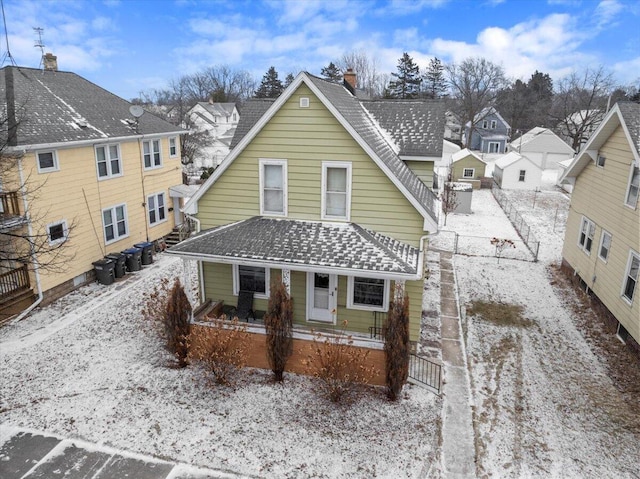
{"left": 2, "top": 0, "right": 639, "bottom": 100}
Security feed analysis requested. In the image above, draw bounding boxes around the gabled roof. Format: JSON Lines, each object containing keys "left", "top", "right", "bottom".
{"left": 192, "top": 72, "right": 439, "bottom": 231}
{"left": 510, "top": 127, "right": 574, "bottom": 153}
{"left": 468, "top": 106, "right": 511, "bottom": 129}
{"left": 1, "top": 66, "right": 183, "bottom": 149}
{"left": 191, "top": 102, "right": 237, "bottom": 118}
{"left": 229, "top": 99, "right": 274, "bottom": 149}
{"left": 451, "top": 148, "right": 486, "bottom": 164}
{"left": 495, "top": 151, "right": 538, "bottom": 169}
{"left": 167, "top": 216, "right": 421, "bottom": 279}
{"left": 560, "top": 102, "right": 640, "bottom": 182}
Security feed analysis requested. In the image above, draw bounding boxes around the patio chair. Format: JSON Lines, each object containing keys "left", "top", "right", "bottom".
{"left": 230, "top": 290, "right": 256, "bottom": 322}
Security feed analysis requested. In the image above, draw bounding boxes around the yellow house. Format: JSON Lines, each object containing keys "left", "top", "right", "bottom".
{"left": 560, "top": 102, "right": 640, "bottom": 351}
{"left": 168, "top": 72, "right": 442, "bottom": 344}
{"left": 0, "top": 62, "right": 185, "bottom": 319}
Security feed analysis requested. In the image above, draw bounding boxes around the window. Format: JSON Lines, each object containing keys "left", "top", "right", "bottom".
{"left": 622, "top": 250, "right": 639, "bottom": 303}
{"left": 95, "top": 144, "right": 122, "bottom": 179}
{"left": 147, "top": 192, "right": 167, "bottom": 226}
{"left": 482, "top": 120, "right": 488, "bottom": 129}
{"left": 47, "top": 220, "right": 68, "bottom": 245}
{"left": 625, "top": 166, "right": 639, "bottom": 208}
{"left": 463, "top": 168, "right": 475, "bottom": 178}
{"left": 322, "top": 162, "right": 351, "bottom": 220}
{"left": 596, "top": 155, "right": 606, "bottom": 168}
{"left": 143, "top": 139, "right": 162, "bottom": 169}
{"left": 488, "top": 142, "right": 500, "bottom": 153}
{"left": 519, "top": 170, "right": 526, "bottom": 182}
{"left": 490, "top": 120, "right": 497, "bottom": 129}
{"left": 598, "top": 230, "right": 612, "bottom": 262}
{"left": 578, "top": 217, "right": 596, "bottom": 254}
{"left": 232, "top": 113, "right": 237, "bottom": 121}
{"left": 300, "top": 97, "right": 310, "bottom": 108}
{"left": 103, "top": 204, "right": 128, "bottom": 243}
{"left": 169, "top": 137, "right": 177, "bottom": 158}
{"left": 347, "top": 277, "right": 389, "bottom": 311}
{"left": 233, "top": 265, "right": 269, "bottom": 298}
{"left": 37, "top": 150, "right": 59, "bottom": 173}
{"left": 259, "top": 159, "right": 287, "bottom": 216}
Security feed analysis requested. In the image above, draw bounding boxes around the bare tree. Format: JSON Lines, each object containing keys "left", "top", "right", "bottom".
{"left": 445, "top": 57, "right": 509, "bottom": 148}
{"left": 440, "top": 171, "right": 459, "bottom": 226}
{"left": 337, "top": 50, "right": 385, "bottom": 98}
{"left": 180, "top": 114, "right": 215, "bottom": 166}
{"left": 550, "top": 67, "right": 615, "bottom": 151}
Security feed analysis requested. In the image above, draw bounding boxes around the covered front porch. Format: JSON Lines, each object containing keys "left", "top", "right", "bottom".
{"left": 167, "top": 216, "right": 428, "bottom": 343}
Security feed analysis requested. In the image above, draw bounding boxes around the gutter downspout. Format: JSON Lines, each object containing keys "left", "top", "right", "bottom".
{"left": 13, "top": 156, "right": 43, "bottom": 322}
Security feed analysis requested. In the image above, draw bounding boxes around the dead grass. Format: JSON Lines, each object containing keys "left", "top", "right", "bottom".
{"left": 466, "top": 300, "right": 533, "bottom": 328}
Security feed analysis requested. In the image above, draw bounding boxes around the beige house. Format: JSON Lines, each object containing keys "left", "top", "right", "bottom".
{"left": 450, "top": 148, "right": 487, "bottom": 188}
{"left": 560, "top": 102, "right": 639, "bottom": 350}
{"left": 0, "top": 62, "right": 185, "bottom": 319}
{"left": 168, "top": 72, "right": 442, "bottom": 344}
{"left": 509, "top": 127, "right": 574, "bottom": 170}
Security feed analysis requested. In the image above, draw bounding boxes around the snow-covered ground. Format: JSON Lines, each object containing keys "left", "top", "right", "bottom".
{"left": 0, "top": 255, "right": 440, "bottom": 478}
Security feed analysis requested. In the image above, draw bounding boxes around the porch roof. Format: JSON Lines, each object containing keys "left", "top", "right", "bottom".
{"left": 166, "top": 216, "right": 421, "bottom": 279}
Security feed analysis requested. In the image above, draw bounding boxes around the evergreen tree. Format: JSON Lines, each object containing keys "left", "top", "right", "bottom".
{"left": 165, "top": 278, "right": 192, "bottom": 367}
{"left": 264, "top": 278, "right": 293, "bottom": 382}
{"left": 321, "top": 62, "right": 342, "bottom": 82}
{"left": 423, "top": 57, "right": 447, "bottom": 99}
{"left": 387, "top": 52, "right": 421, "bottom": 99}
{"left": 255, "top": 66, "right": 284, "bottom": 98}
{"left": 284, "top": 73, "right": 295, "bottom": 88}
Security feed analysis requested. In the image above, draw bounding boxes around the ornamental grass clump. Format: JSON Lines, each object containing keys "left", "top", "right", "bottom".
{"left": 264, "top": 278, "right": 293, "bottom": 382}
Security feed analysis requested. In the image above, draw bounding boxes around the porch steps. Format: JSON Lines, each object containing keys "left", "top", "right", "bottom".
{"left": 0, "top": 288, "right": 36, "bottom": 325}
{"left": 164, "top": 228, "right": 182, "bottom": 248}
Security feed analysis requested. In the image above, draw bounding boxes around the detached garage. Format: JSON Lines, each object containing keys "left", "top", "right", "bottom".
{"left": 493, "top": 152, "right": 542, "bottom": 190}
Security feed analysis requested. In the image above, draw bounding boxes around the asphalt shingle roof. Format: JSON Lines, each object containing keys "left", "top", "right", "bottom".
{"left": 618, "top": 101, "right": 640, "bottom": 155}
{"left": 169, "top": 216, "right": 420, "bottom": 276}
{"left": 1, "top": 66, "right": 182, "bottom": 147}
{"left": 230, "top": 99, "right": 274, "bottom": 148}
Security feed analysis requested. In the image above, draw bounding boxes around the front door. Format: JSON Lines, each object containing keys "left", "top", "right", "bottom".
{"left": 306, "top": 272, "right": 337, "bottom": 323}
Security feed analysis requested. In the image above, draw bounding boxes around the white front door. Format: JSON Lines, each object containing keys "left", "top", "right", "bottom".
{"left": 306, "top": 272, "right": 337, "bottom": 323}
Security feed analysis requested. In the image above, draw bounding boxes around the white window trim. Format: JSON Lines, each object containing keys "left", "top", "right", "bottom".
{"left": 169, "top": 137, "right": 178, "bottom": 158}
{"left": 482, "top": 120, "right": 488, "bottom": 129}
{"left": 621, "top": 249, "right": 639, "bottom": 305}
{"left": 596, "top": 155, "right": 606, "bottom": 168}
{"left": 46, "top": 219, "right": 68, "bottom": 246}
{"left": 258, "top": 158, "right": 288, "bottom": 217}
{"left": 95, "top": 144, "right": 123, "bottom": 180}
{"left": 147, "top": 191, "right": 168, "bottom": 227}
{"left": 143, "top": 139, "right": 163, "bottom": 170}
{"left": 300, "top": 97, "right": 310, "bottom": 108}
{"left": 624, "top": 165, "right": 639, "bottom": 210}
{"left": 346, "top": 276, "right": 390, "bottom": 312}
{"left": 488, "top": 141, "right": 500, "bottom": 153}
{"left": 102, "top": 203, "right": 129, "bottom": 245}
{"left": 578, "top": 216, "right": 595, "bottom": 255}
{"left": 490, "top": 120, "right": 497, "bottom": 129}
{"left": 462, "top": 168, "right": 475, "bottom": 178}
{"left": 321, "top": 161, "right": 352, "bottom": 221}
{"left": 36, "top": 150, "right": 59, "bottom": 173}
{"left": 598, "top": 230, "right": 612, "bottom": 263}
{"left": 519, "top": 170, "right": 526, "bottom": 182}
{"left": 232, "top": 264, "right": 270, "bottom": 300}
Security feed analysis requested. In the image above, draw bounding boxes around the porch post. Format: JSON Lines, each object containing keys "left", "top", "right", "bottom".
{"left": 282, "top": 268, "right": 291, "bottom": 296}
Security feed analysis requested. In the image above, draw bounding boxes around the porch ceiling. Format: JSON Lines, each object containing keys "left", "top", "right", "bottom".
{"left": 166, "top": 216, "right": 421, "bottom": 277}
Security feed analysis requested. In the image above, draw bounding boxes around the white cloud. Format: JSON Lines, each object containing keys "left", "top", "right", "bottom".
{"left": 594, "top": 0, "right": 624, "bottom": 26}
{"left": 612, "top": 56, "right": 640, "bottom": 85}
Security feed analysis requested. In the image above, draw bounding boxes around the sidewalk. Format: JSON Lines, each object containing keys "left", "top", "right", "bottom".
{"left": 0, "top": 425, "right": 252, "bottom": 479}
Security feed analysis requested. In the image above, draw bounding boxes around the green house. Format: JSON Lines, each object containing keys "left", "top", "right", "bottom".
{"left": 168, "top": 72, "right": 443, "bottom": 343}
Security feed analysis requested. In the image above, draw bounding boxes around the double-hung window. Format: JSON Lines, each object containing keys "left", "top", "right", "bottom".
{"left": 347, "top": 277, "right": 389, "bottom": 312}
{"left": 148, "top": 192, "right": 167, "bottom": 226}
{"left": 103, "top": 204, "right": 128, "bottom": 244}
{"left": 622, "top": 250, "right": 639, "bottom": 303}
{"left": 37, "top": 150, "right": 59, "bottom": 173}
{"left": 259, "top": 159, "right": 287, "bottom": 216}
{"left": 463, "top": 168, "right": 475, "bottom": 178}
{"left": 169, "top": 137, "right": 178, "bottom": 158}
{"left": 322, "top": 162, "right": 351, "bottom": 220}
{"left": 143, "top": 139, "right": 162, "bottom": 169}
{"left": 233, "top": 265, "right": 269, "bottom": 298}
{"left": 47, "top": 220, "right": 68, "bottom": 245}
{"left": 578, "top": 216, "right": 596, "bottom": 254}
{"left": 96, "top": 144, "right": 122, "bottom": 179}
{"left": 598, "top": 230, "right": 612, "bottom": 262}
{"left": 490, "top": 120, "right": 497, "bottom": 129}
{"left": 519, "top": 170, "right": 526, "bottom": 182}
{"left": 625, "top": 166, "right": 639, "bottom": 209}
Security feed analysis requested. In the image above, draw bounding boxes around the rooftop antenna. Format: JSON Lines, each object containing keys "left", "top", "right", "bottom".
{"left": 34, "top": 27, "right": 45, "bottom": 68}
{"left": 0, "top": 0, "right": 16, "bottom": 66}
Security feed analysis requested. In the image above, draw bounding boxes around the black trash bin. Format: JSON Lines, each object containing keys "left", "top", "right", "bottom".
{"left": 93, "top": 259, "right": 115, "bottom": 285}
{"left": 122, "top": 247, "right": 142, "bottom": 272}
{"left": 134, "top": 241, "right": 154, "bottom": 265}
{"left": 106, "top": 252, "right": 126, "bottom": 278}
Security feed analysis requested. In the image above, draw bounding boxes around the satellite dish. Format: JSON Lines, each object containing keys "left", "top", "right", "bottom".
{"left": 129, "top": 105, "right": 144, "bottom": 118}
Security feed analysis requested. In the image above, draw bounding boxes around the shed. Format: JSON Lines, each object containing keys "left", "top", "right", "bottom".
{"left": 450, "top": 148, "right": 487, "bottom": 188}
{"left": 493, "top": 152, "right": 542, "bottom": 190}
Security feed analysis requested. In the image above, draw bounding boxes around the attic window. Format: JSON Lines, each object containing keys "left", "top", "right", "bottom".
{"left": 300, "top": 97, "right": 310, "bottom": 108}
{"left": 596, "top": 155, "right": 606, "bottom": 168}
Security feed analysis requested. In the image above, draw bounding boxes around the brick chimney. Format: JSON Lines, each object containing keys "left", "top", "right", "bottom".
{"left": 43, "top": 53, "right": 58, "bottom": 71}
{"left": 343, "top": 68, "right": 356, "bottom": 94}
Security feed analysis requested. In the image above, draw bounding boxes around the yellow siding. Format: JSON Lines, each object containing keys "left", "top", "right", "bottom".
{"left": 21, "top": 137, "right": 182, "bottom": 292}
{"left": 562, "top": 126, "right": 640, "bottom": 342}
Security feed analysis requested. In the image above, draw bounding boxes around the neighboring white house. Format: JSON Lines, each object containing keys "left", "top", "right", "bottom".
{"left": 509, "top": 127, "right": 575, "bottom": 170}
{"left": 493, "top": 152, "right": 542, "bottom": 190}
{"left": 185, "top": 102, "right": 239, "bottom": 169}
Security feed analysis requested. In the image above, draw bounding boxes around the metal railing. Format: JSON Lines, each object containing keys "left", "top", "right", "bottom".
{"left": 0, "top": 191, "right": 21, "bottom": 217}
{"left": 0, "top": 264, "right": 31, "bottom": 299}
{"left": 491, "top": 185, "right": 540, "bottom": 261}
{"left": 409, "top": 353, "right": 442, "bottom": 394}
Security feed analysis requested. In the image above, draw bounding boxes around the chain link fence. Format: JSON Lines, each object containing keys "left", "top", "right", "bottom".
{"left": 491, "top": 185, "right": 540, "bottom": 261}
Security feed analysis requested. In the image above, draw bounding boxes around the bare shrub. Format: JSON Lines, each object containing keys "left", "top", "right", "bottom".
{"left": 385, "top": 286, "right": 410, "bottom": 401}
{"left": 264, "top": 277, "right": 293, "bottom": 381}
{"left": 166, "top": 279, "right": 192, "bottom": 367}
{"left": 141, "top": 276, "right": 171, "bottom": 329}
{"left": 188, "top": 318, "right": 251, "bottom": 385}
{"left": 490, "top": 237, "right": 516, "bottom": 263}
{"left": 303, "top": 322, "right": 378, "bottom": 403}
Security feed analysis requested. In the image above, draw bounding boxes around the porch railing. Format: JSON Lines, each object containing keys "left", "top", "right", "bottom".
{"left": 0, "top": 264, "right": 31, "bottom": 299}
{"left": 409, "top": 353, "right": 442, "bottom": 394}
{"left": 0, "top": 191, "right": 21, "bottom": 217}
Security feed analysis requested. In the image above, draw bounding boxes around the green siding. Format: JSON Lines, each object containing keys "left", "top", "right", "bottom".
{"left": 452, "top": 155, "right": 486, "bottom": 180}
{"left": 404, "top": 160, "right": 434, "bottom": 188}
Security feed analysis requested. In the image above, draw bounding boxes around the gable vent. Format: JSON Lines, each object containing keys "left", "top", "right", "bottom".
{"left": 299, "top": 97, "right": 310, "bottom": 108}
